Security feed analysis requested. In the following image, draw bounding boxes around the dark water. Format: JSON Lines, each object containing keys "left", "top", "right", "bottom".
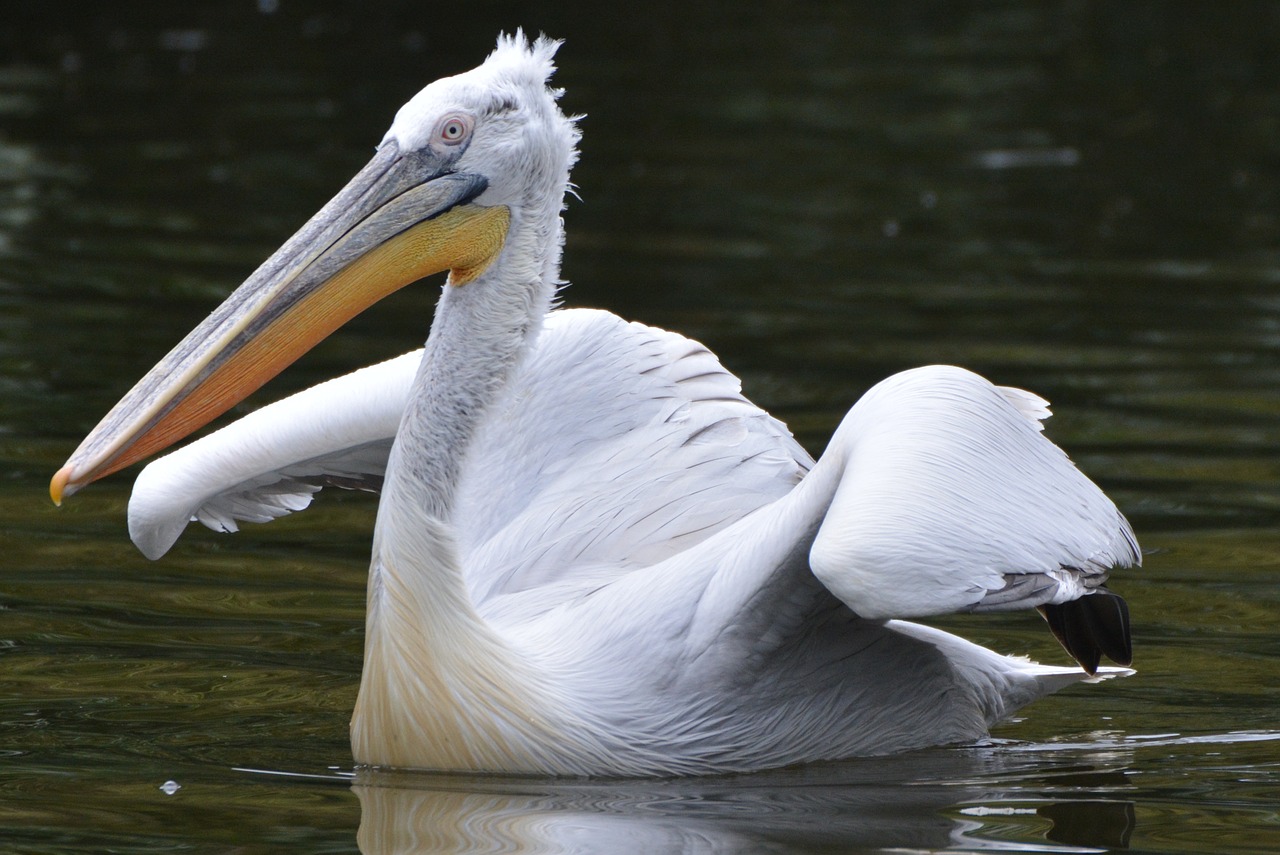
{"left": 4, "top": 2, "right": 1280, "bottom": 852}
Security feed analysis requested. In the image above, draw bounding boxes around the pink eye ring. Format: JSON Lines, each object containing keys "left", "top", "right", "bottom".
{"left": 437, "top": 114, "right": 473, "bottom": 146}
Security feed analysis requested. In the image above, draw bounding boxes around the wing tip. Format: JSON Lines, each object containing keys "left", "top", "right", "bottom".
{"left": 1038, "top": 590, "right": 1132, "bottom": 676}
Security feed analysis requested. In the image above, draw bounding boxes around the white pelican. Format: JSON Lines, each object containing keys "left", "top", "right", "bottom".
{"left": 52, "top": 34, "right": 1139, "bottom": 776}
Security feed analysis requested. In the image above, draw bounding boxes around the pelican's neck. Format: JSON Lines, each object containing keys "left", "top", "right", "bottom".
{"left": 351, "top": 206, "right": 608, "bottom": 773}
{"left": 393, "top": 195, "right": 564, "bottom": 518}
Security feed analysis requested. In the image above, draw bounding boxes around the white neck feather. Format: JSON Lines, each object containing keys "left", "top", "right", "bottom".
{"left": 349, "top": 196, "right": 613, "bottom": 773}
{"left": 350, "top": 52, "right": 592, "bottom": 769}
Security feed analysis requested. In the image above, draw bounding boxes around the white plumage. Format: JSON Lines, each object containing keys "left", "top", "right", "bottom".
{"left": 64, "top": 34, "right": 1140, "bottom": 777}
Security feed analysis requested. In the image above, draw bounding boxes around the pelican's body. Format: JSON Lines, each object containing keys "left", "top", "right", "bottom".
{"left": 54, "top": 36, "right": 1138, "bottom": 776}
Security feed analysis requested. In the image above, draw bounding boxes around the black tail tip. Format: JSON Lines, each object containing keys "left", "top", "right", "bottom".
{"left": 1038, "top": 590, "right": 1131, "bottom": 676}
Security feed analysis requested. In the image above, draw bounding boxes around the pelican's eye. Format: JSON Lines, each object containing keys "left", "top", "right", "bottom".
{"left": 436, "top": 114, "right": 473, "bottom": 146}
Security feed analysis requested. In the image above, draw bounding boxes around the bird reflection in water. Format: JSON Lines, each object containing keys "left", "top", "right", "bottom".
{"left": 350, "top": 748, "right": 1134, "bottom": 853}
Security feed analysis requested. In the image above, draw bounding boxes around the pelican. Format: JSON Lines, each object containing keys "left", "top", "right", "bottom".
{"left": 52, "top": 34, "right": 1138, "bottom": 776}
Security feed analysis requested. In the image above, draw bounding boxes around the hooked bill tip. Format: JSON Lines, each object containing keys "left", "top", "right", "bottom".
{"left": 50, "top": 465, "right": 72, "bottom": 507}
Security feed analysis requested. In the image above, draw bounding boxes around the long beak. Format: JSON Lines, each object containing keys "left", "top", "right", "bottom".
{"left": 52, "top": 139, "right": 510, "bottom": 504}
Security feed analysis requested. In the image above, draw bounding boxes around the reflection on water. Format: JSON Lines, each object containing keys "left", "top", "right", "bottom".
{"left": 5, "top": 1, "right": 1280, "bottom": 852}
{"left": 350, "top": 730, "right": 1280, "bottom": 854}
{"left": 345, "top": 727, "right": 1280, "bottom": 855}
{"left": 351, "top": 747, "right": 1139, "bottom": 854}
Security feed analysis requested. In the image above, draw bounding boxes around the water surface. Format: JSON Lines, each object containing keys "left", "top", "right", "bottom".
{"left": 3, "top": 2, "right": 1279, "bottom": 852}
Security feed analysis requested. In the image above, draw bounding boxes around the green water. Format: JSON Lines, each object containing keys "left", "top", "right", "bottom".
{"left": 4, "top": 2, "right": 1280, "bottom": 852}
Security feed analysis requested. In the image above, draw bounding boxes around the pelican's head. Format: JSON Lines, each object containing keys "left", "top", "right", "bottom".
{"left": 386, "top": 34, "right": 578, "bottom": 219}
{"left": 52, "top": 32, "right": 577, "bottom": 503}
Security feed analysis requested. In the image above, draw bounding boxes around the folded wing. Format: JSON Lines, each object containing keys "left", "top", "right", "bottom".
{"left": 808, "top": 365, "right": 1139, "bottom": 671}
